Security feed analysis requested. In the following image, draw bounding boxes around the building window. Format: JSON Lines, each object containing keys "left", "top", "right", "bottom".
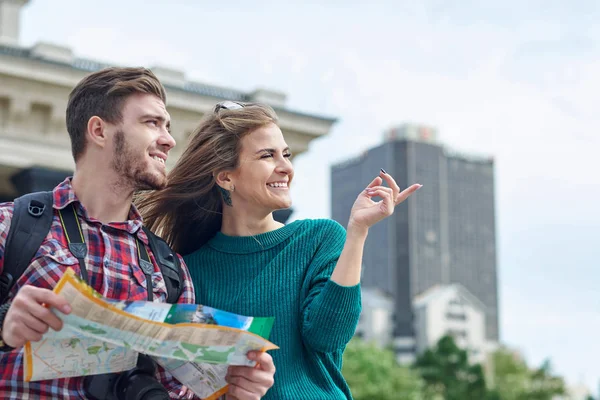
{"left": 0, "top": 97, "right": 8, "bottom": 129}
{"left": 30, "top": 102, "right": 52, "bottom": 135}
{"left": 446, "top": 312, "right": 467, "bottom": 321}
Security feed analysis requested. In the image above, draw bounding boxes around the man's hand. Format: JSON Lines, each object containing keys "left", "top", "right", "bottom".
{"left": 1, "top": 285, "right": 71, "bottom": 348}
{"left": 225, "top": 351, "right": 275, "bottom": 400}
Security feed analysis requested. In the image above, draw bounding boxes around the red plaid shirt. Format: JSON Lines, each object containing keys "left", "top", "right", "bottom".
{"left": 0, "top": 178, "right": 196, "bottom": 399}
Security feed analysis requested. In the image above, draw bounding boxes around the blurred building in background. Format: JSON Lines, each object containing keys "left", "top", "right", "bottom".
{"left": 331, "top": 123, "right": 498, "bottom": 363}
{"left": 354, "top": 287, "right": 394, "bottom": 347}
{"left": 0, "top": 0, "right": 336, "bottom": 223}
{"left": 413, "top": 284, "right": 487, "bottom": 365}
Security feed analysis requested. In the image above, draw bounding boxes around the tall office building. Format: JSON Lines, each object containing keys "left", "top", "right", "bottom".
{"left": 331, "top": 124, "right": 498, "bottom": 359}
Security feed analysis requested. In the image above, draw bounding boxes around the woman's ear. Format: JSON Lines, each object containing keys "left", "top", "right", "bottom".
{"left": 215, "top": 170, "right": 234, "bottom": 191}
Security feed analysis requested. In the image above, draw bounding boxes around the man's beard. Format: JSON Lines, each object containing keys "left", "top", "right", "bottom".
{"left": 110, "top": 130, "right": 167, "bottom": 191}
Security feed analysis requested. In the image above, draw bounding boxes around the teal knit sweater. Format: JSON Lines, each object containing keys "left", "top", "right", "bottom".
{"left": 184, "top": 219, "right": 362, "bottom": 399}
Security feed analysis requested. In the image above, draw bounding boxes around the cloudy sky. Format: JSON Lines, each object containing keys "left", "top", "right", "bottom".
{"left": 20, "top": 0, "right": 599, "bottom": 391}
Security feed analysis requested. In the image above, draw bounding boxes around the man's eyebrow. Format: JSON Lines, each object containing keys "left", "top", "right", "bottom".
{"left": 140, "top": 114, "right": 169, "bottom": 122}
{"left": 141, "top": 114, "right": 171, "bottom": 129}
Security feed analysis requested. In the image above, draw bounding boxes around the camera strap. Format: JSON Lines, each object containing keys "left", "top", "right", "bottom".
{"left": 59, "top": 204, "right": 155, "bottom": 301}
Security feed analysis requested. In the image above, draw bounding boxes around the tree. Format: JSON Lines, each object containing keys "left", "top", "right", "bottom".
{"left": 527, "top": 360, "right": 566, "bottom": 399}
{"left": 414, "top": 335, "right": 492, "bottom": 400}
{"left": 490, "top": 348, "right": 566, "bottom": 400}
{"left": 489, "top": 347, "right": 531, "bottom": 399}
{"left": 343, "top": 338, "right": 426, "bottom": 400}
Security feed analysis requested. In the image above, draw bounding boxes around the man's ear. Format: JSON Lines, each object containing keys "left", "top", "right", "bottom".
{"left": 87, "top": 116, "right": 109, "bottom": 149}
{"left": 215, "top": 170, "right": 234, "bottom": 191}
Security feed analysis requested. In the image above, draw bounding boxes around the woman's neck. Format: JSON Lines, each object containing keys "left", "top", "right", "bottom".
{"left": 220, "top": 206, "right": 284, "bottom": 237}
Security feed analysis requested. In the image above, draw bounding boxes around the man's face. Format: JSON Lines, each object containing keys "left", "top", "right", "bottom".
{"left": 109, "top": 93, "right": 175, "bottom": 190}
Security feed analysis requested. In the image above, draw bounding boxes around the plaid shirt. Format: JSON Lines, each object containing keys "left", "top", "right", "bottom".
{"left": 0, "top": 178, "right": 196, "bottom": 399}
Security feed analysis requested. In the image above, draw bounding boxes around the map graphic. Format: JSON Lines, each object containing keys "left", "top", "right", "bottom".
{"left": 24, "top": 268, "right": 276, "bottom": 400}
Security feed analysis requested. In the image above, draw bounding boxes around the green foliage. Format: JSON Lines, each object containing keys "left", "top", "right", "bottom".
{"left": 343, "top": 335, "right": 570, "bottom": 400}
{"left": 414, "top": 335, "right": 489, "bottom": 400}
{"left": 491, "top": 349, "right": 566, "bottom": 400}
{"left": 342, "top": 338, "right": 426, "bottom": 400}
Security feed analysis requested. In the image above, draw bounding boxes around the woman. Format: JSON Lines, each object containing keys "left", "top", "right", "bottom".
{"left": 138, "top": 101, "right": 421, "bottom": 399}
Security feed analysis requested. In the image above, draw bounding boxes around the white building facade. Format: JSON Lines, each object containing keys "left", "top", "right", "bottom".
{"left": 413, "top": 284, "right": 488, "bottom": 364}
{"left": 0, "top": 0, "right": 336, "bottom": 208}
{"left": 355, "top": 287, "right": 394, "bottom": 347}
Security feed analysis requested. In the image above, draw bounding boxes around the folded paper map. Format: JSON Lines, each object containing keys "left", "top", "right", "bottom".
{"left": 23, "top": 267, "right": 277, "bottom": 399}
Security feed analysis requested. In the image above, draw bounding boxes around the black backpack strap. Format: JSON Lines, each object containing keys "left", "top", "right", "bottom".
{"left": 1, "top": 191, "right": 54, "bottom": 304}
{"left": 142, "top": 227, "right": 182, "bottom": 304}
{"left": 135, "top": 237, "right": 155, "bottom": 302}
{"left": 58, "top": 204, "right": 89, "bottom": 285}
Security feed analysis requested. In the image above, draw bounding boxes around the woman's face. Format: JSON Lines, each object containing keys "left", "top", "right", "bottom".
{"left": 229, "top": 122, "right": 294, "bottom": 213}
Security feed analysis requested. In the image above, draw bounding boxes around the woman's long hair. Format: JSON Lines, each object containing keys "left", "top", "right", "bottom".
{"left": 136, "top": 102, "right": 278, "bottom": 256}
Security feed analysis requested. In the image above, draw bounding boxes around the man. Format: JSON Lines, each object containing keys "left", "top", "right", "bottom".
{"left": 0, "top": 67, "right": 275, "bottom": 399}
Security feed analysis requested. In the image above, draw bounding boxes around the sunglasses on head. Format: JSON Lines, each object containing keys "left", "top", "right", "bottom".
{"left": 214, "top": 101, "right": 245, "bottom": 113}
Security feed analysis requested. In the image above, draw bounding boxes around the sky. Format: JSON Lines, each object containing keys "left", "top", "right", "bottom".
{"left": 18, "top": 0, "right": 600, "bottom": 392}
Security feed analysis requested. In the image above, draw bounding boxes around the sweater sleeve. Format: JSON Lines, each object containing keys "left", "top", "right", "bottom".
{"left": 301, "top": 220, "right": 362, "bottom": 353}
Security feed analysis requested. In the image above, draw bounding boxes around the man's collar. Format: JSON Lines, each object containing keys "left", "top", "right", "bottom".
{"left": 52, "top": 177, "right": 145, "bottom": 236}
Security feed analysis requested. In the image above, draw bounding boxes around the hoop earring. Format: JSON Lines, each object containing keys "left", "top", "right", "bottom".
{"left": 218, "top": 186, "right": 233, "bottom": 207}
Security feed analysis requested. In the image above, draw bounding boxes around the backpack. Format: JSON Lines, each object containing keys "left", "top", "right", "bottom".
{"left": 0, "top": 192, "right": 182, "bottom": 304}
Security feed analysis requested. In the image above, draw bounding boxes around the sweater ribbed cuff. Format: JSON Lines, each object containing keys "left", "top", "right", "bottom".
{"left": 317, "top": 279, "right": 362, "bottom": 315}
{"left": 304, "top": 280, "right": 361, "bottom": 352}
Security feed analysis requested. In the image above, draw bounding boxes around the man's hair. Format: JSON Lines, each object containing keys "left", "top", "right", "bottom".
{"left": 66, "top": 67, "right": 167, "bottom": 161}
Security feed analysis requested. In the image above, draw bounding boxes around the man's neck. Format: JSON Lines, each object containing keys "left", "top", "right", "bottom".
{"left": 71, "top": 169, "right": 135, "bottom": 224}
{"left": 220, "top": 205, "right": 283, "bottom": 237}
